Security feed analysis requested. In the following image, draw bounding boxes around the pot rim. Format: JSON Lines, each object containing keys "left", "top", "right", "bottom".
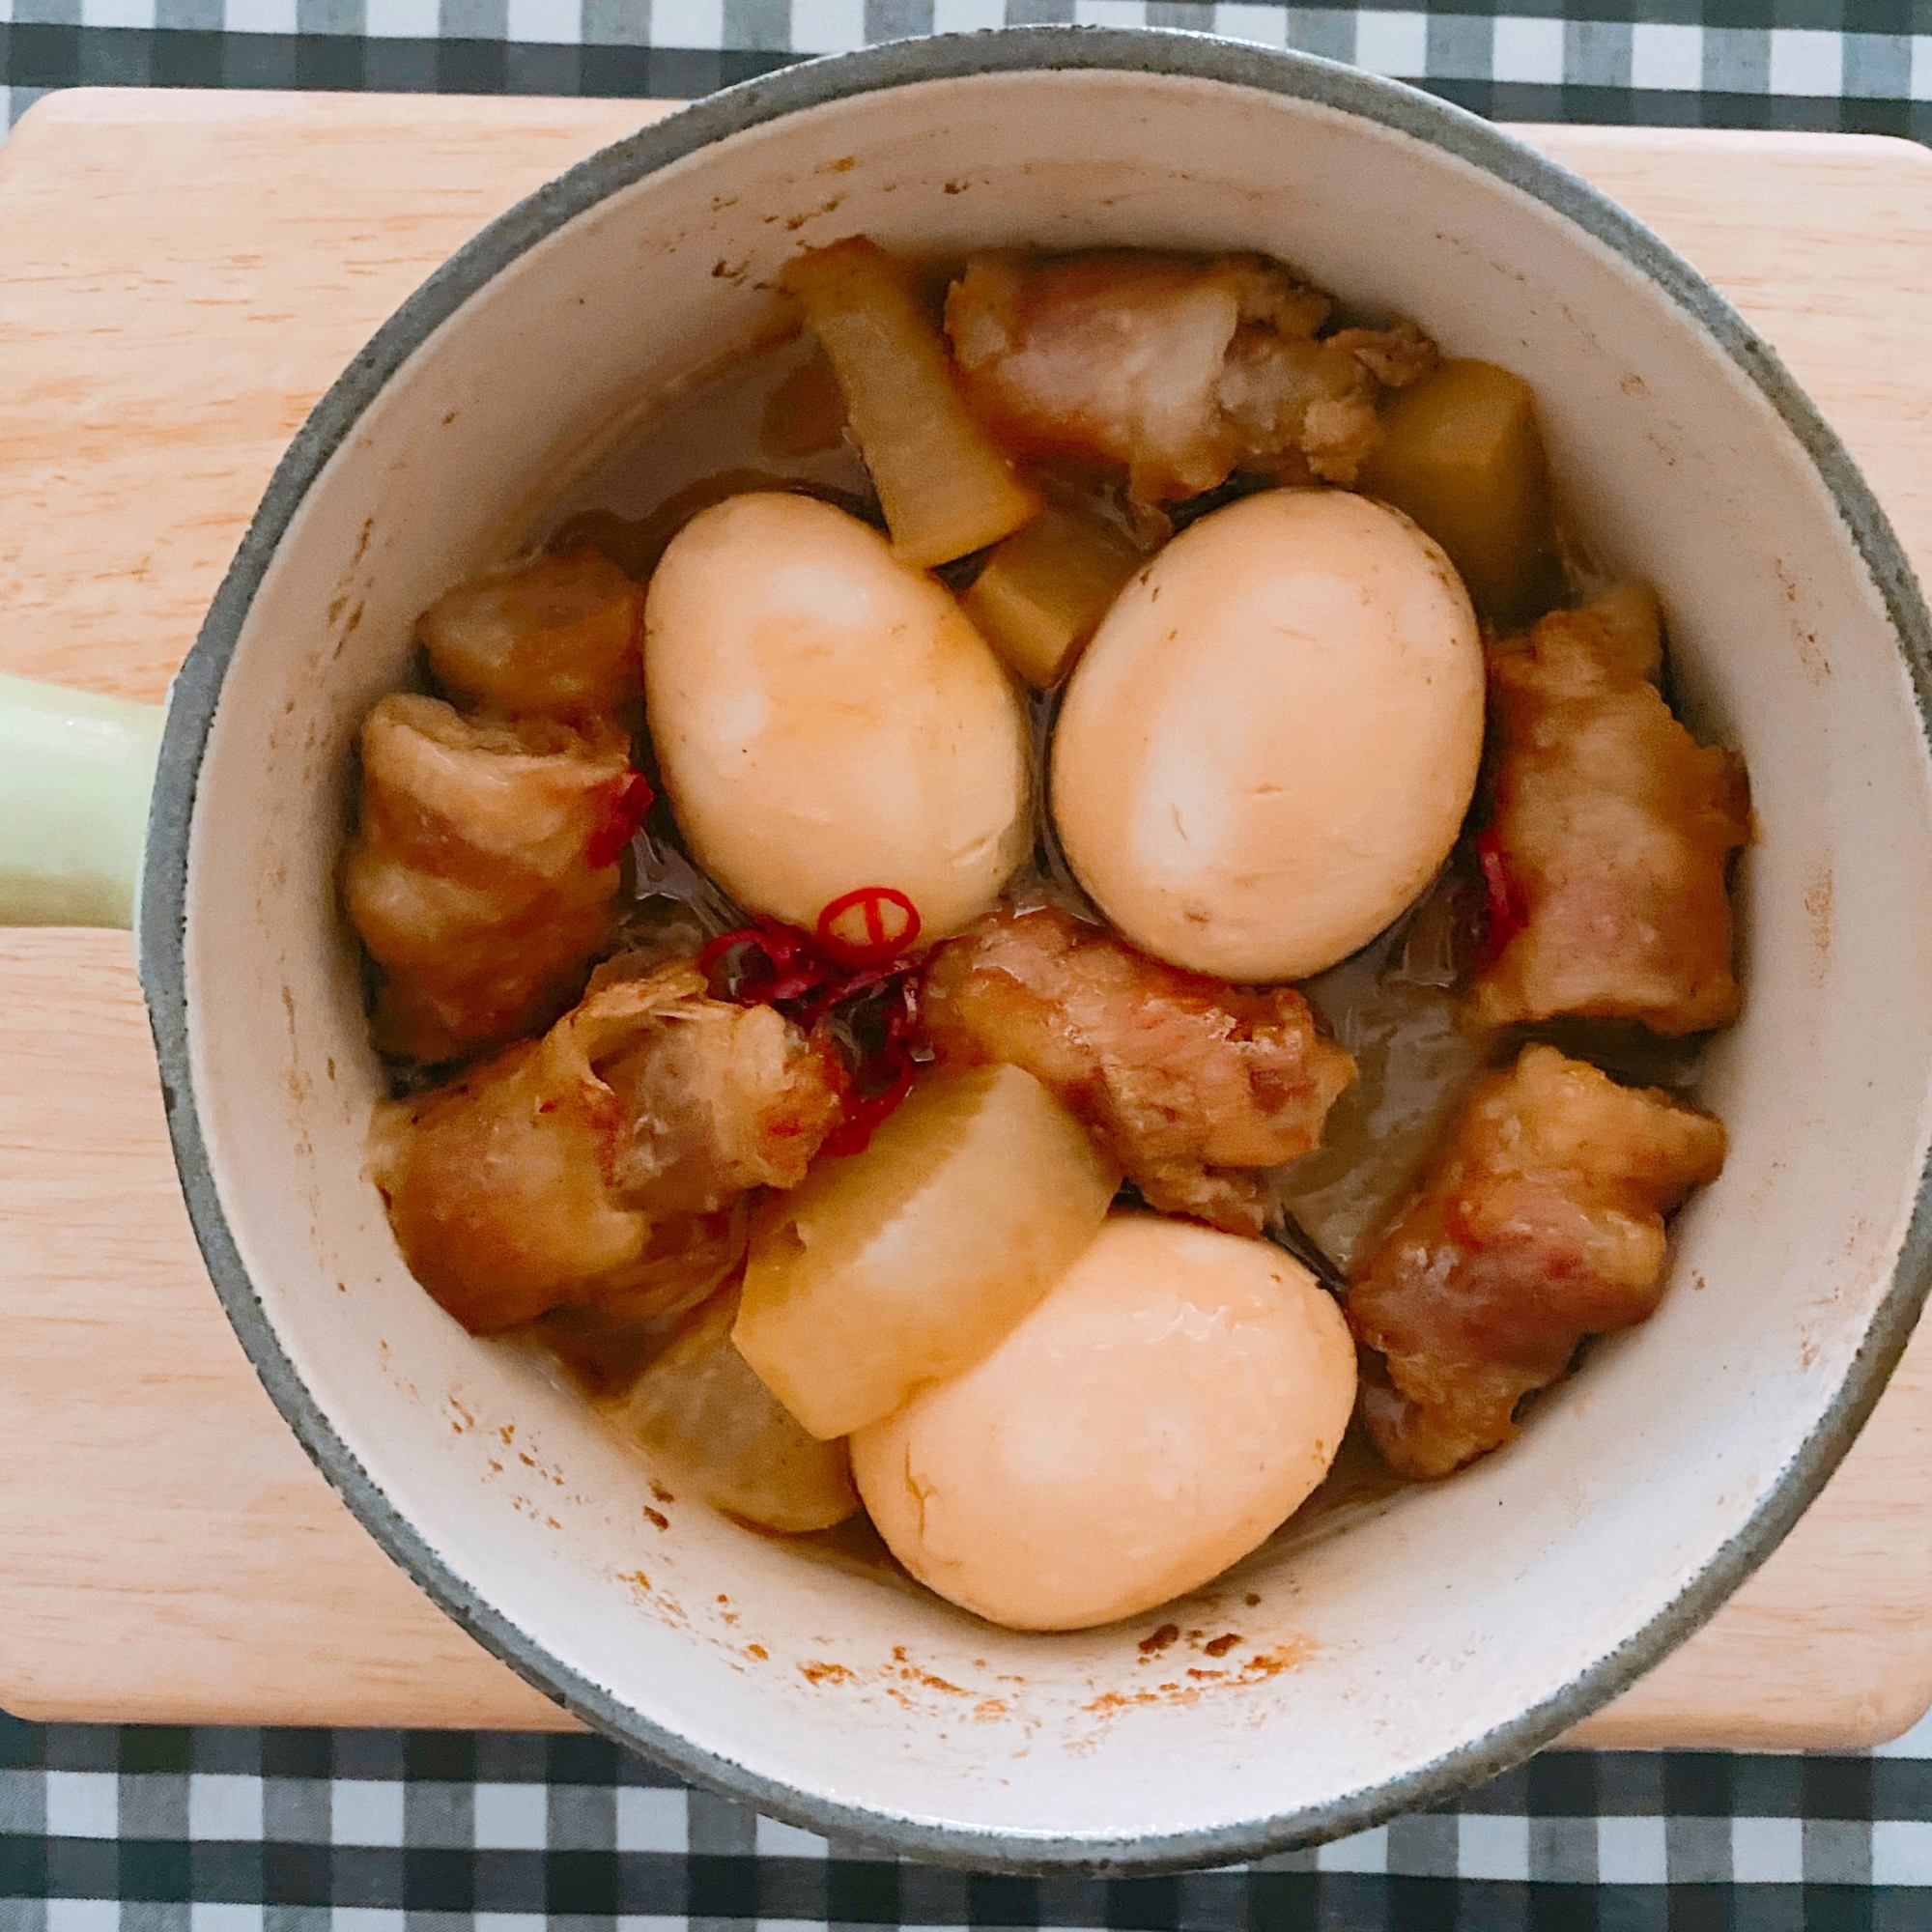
{"left": 139, "top": 25, "right": 1932, "bottom": 1873}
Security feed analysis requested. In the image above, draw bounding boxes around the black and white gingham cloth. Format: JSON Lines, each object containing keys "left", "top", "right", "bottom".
{"left": 6, "top": 0, "right": 1932, "bottom": 135}
{"left": 8, "top": 1706, "right": 1932, "bottom": 1923}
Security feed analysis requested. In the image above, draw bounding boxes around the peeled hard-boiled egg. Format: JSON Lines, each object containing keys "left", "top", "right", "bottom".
{"left": 644, "top": 493, "right": 1031, "bottom": 939}
{"left": 850, "top": 1212, "right": 1356, "bottom": 1632}
{"left": 1051, "top": 489, "right": 1484, "bottom": 982}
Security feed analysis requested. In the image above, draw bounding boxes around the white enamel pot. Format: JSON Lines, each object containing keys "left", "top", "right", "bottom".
{"left": 6, "top": 27, "right": 1932, "bottom": 1873}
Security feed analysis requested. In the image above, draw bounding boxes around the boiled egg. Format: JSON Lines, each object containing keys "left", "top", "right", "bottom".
{"left": 850, "top": 1212, "right": 1356, "bottom": 1632}
{"left": 644, "top": 493, "right": 1032, "bottom": 939}
{"left": 1051, "top": 489, "right": 1483, "bottom": 981}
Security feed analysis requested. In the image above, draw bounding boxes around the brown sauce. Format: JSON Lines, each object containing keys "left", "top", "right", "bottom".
{"left": 543, "top": 330, "right": 874, "bottom": 561}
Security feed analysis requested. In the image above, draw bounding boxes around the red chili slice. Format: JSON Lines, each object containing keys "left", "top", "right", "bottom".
{"left": 585, "top": 770, "right": 656, "bottom": 869}
{"left": 697, "top": 897, "right": 923, "bottom": 1152}
{"left": 819, "top": 1047, "right": 916, "bottom": 1158}
{"left": 789, "top": 958, "right": 901, "bottom": 1031}
{"left": 696, "top": 925, "right": 759, "bottom": 986}
{"left": 1474, "top": 826, "right": 1528, "bottom": 967}
{"left": 815, "top": 887, "right": 922, "bottom": 967}
{"left": 697, "top": 918, "right": 838, "bottom": 1004}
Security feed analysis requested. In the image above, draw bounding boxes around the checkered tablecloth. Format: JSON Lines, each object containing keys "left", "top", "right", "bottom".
{"left": 6, "top": 1705, "right": 1932, "bottom": 1925}
{"left": 4, "top": 0, "right": 1932, "bottom": 134}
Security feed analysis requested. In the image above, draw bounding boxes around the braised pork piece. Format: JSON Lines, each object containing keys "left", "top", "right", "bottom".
{"left": 344, "top": 548, "right": 655, "bottom": 1065}
{"left": 415, "top": 548, "right": 642, "bottom": 721}
{"left": 1471, "top": 597, "right": 1751, "bottom": 1036}
{"left": 368, "top": 963, "right": 845, "bottom": 1334}
{"left": 1347, "top": 1044, "right": 1728, "bottom": 1479}
{"left": 919, "top": 904, "right": 1357, "bottom": 1236}
{"left": 944, "top": 251, "right": 1436, "bottom": 500}
{"left": 342, "top": 696, "right": 638, "bottom": 1063}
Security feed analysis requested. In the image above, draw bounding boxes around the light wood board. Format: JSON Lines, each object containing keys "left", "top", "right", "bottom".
{"left": 2, "top": 89, "right": 1930, "bottom": 1750}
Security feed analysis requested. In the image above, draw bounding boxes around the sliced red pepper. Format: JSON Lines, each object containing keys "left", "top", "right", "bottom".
{"left": 1474, "top": 826, "right": 1528, "bottom": 968}
{"left": 789, "top": 958, "right": 902, "bottom": 1031}
{"left": 585, "top": 769, "right": 656, "bottom": 869}
{"left": 697, "top": 918, "right": 837, "bottom": 1004}
{"left": 815, "top": 886, "right": 922, "bottom": 967}
{"left": 699, "top": 895, "right": 925, "bottom": 1150}
{"left": 818, "top": 1047, "right": 916, "bottom": 1158}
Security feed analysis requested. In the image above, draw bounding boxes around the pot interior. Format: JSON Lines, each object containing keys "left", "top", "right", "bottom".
{"left": 175, "top": 61, "right": 1932, "bottom": 1861}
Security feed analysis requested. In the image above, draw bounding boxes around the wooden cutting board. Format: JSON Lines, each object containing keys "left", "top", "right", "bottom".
{"left": 2, "top": 89, "right": 1930, "bottom": 1751}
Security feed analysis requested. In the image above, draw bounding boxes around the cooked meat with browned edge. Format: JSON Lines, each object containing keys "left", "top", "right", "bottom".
{"left": 416, "top": 548, "right": 642, "bottom": 722}
{"left": 1471, "top": 594, "right": 1751, "bottom": 1037}
{"left": 944, "top": 251, "right": 1435, "bottom": 501}
{"left": 367, "top": 963, "right": 847, "bottom": 1334}
{"left": 342, "top": 695, "right": 635, "bottom": 1063}
{"left": 919, "top": 903, "right": 1356, "bottom": 1236}
{"left": 1347, "top": 1043, "right": 1727, "bottom": 1479}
